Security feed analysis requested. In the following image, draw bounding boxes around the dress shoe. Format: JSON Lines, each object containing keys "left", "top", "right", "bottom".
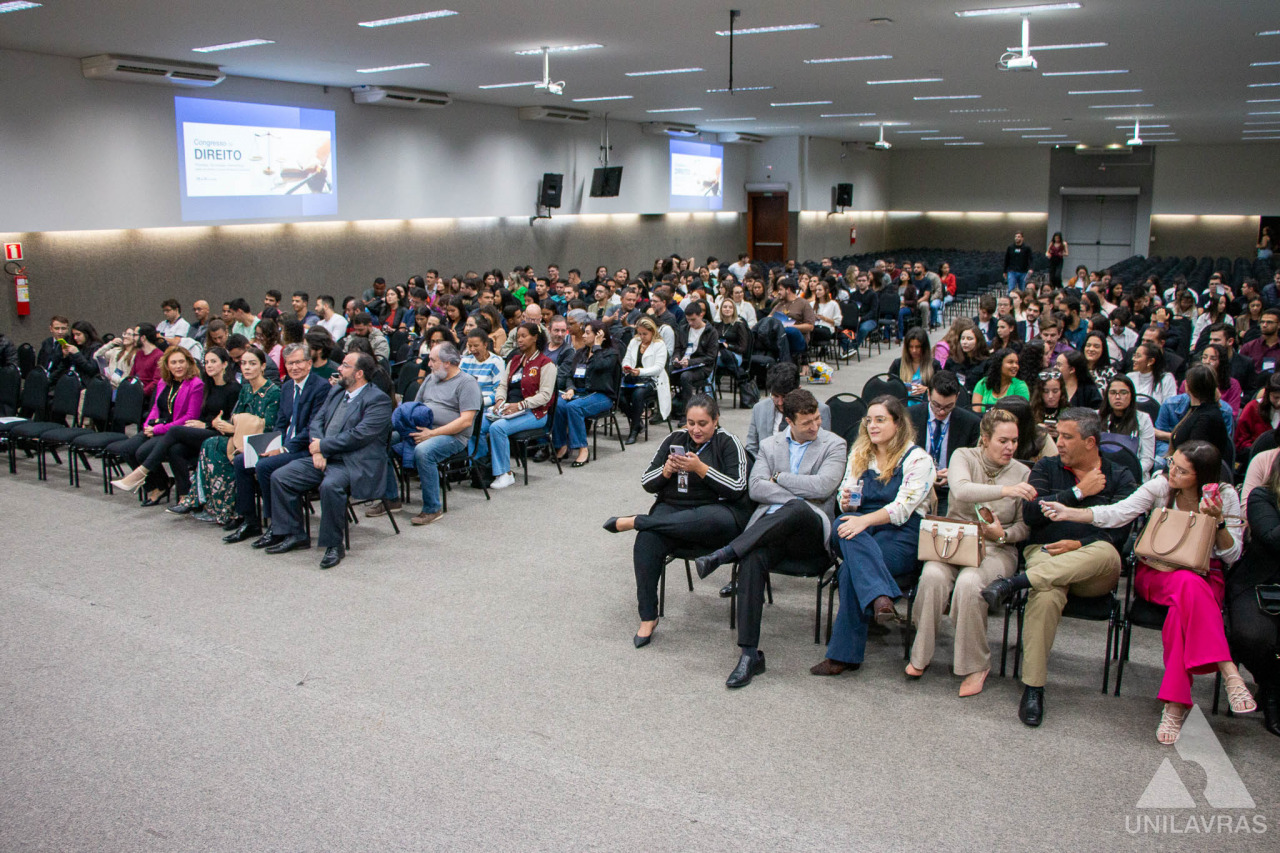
{"left": 252, "top": 530, "right": 287, "bottom": 550}
{"left": 319, "top": 546, "right": 344, "bottom": 570}
{"left": 718, "top": 580, "right": 737, "bottom": 598}
{"left": 110, "top": 466, "right": 149, "bottom": 493}
{"left": 222, "top": 515, "right": 244, "bottom": 531}
{"left": 625, "top": 429, "right": 641, "bottom": 446}
{"left": 265, "top": 534, "right": 312, "bottom": 555}
{"left": 603, "top": 517, "right": 621, "bottom": 534}
{"left": 1019, "top": 685, "right": 1045, "bottom": 727}
{"left": 191, "top": 510, "right": 219, "bottom": 524}
{"left": 981, "top": 576, "right": 1016, "bottom": 611}
{"left": 873, "top": 595, "right": 898, "bottom": 624}
{"left": 810, "top": 658, "right": 859, "bottom": 676}
{"left": 410, "top": 511, "right": 444, "bottom": 526}
{"left": 695, "top": 547, "right": 734, "bottom": 580}
{"left": 633, "top": 620, "right": 658, "bottom": 648}
{"left": 726, "top": 651, "right": 766, "bottom": 688}
{"left": 222, "top": 522, "right": 263, "bottom": 544}
{"left": 166, "top": 503, "right": 196, "bottom": 515}
{"left": 959, "top": 669, "right": 989, "bottom": 697}
{"left": 140, "top": 487, "right": 171, "bottom": 507}
{"left": 365, "top": 500, "right": 401, "bottom": 518}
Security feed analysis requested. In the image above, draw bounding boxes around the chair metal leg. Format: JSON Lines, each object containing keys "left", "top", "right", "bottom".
{"left": 659, "top": 561, "right": 666, "bottom": 618}
{"left": 1114, "top": 620, "right": 1132, "bottom": 696}
{"left": 999, "top": 598, "right": 1012, "bottom": 677}
{"left": 1102, "top": 604, "right": 1117, "bottom": 694}
{"left": 682, "top": 559, "right": 694, "bottom": 591}
{"left": 728, "top": 562, "right": 737, "bottom": 629}
{"left": 813, "top": 572, "right": 825, "bottom": 644}
{"left": 1212, "top": 670, "right": 1222, "bottom": 716}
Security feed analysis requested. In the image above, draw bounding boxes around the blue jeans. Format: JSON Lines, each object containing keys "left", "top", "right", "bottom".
{"left": 384, "top": 432, "right": 469, "bottom": 513}
{"left": 825, "top": 523, "right": 917, "bottom": 664}
{"left": 482, "top": 409, "right": 546, "bottom": 476}
{"left": 551, "top": 392, "right": 613, "bottom": 450}
{"left": 1006, "top": 271, "right": 1027, "bottom": 293}
{"left": 930, "top": 296, "right": 953, "bottom": 326}
{"left": 853, "top": 318, "right": 877, "bottom": 348}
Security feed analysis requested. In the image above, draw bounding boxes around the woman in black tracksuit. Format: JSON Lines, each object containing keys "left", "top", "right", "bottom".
{"left": 603, "top": 394, "right": 752, "bottom": 647}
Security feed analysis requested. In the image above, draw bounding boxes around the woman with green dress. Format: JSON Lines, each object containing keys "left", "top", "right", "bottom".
{"left": 185, "top": 347, "right": 282, "bottom": 526}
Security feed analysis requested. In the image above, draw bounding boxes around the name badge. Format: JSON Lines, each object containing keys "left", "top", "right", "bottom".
{"left": 1265, "top": 360, "right": 1276, "bottom": 373}
{"left": 574, "top": 366, "right": 587, "bottom": 378}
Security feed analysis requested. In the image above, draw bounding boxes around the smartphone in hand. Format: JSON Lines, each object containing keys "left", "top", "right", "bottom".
{"left": 668, "top": 445, "right": 686, "bottom": 457}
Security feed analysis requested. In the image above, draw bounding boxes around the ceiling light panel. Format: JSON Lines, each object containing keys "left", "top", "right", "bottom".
{"left": 571, "top": 95, "right": 632, "bottom": 102}
{"left": 706, "top": 86, "right": 773, "bottom": 92}
{"left": 1251, "top": 61, "right": 1280, "bottom": 67}
{"left": 953, "top": 108, "right": 1009, "bottom": 113}
{"left": 1068, "top": 89, "right": 1142, "bottom": 95}
{"left": 1248, "top": 98, "right": 1280, "bottom": 103}
{"left": 1005, "top": 42, "right": 1107, "bottom": 50}
{"left": 805, "top": 55, "right": 893, "bottom": 64}
{"left": 647, "top": 107, "right": 702, "bottom": 113}
{"left": 1114, "top": 123, "right": 1168, "bottom": 128}
{"left": 924, "top": 136, "right": 965, "bottom": 140}
{"left": 1258, "top": 30, "right": 1280, "bottom": 37}
{"left": 0, "top": 1, "right": 41, "bottom": 12}
{"left": 867, "top": 78, "right": 943, "bottom": 85}
{"left": 1087, "top": 103, "right": 1154, "bottom": 109}
{"left": 1022, "top": 134, "right": 1068, "bottom": 138}
{"left": 956, "top": 3, "right": 1082, "bottom": 17}
{"left": 859, "top": 121, "right": 909, "bottom": 126}
{"left": 898, "top": 130, "right": 941, "bottom": 134}
{"left": 513, "top": 44, "right": 603, "bottom": 55}
{"left": 1248, "top": 82, "right": 1280, "bottom": 87}
{"left": 625, "top": 68, "right": 704, "bottom": 76}
{"left": 714, "top": 23, "right": 819, "bottom": 36}
{"left": 358, "top": 10, "right": 457, "bottom": 27}
{"left": 1004, "top": 126, "right": 1051, "bottom": 130}
{"left": 914, "top": 95, "right": 981, "bottom": 100}
{"left": 945, "top": 142, "right": 985, "bottom": 146}
{"left": 702, "top": 117, "right": 757, "bottom": 122}
{"left": 1042, "top": 69, "right": 1129, "bottom": 76}
{"left": 822, "top": 112, "right": 876, "bottom": 118}
{"left": 477, "top": 80, "right": 539, "bottom": 89}
{"left": 193, "top": 38, "right": 275, "bottom": 52}
{"left": 356, "top": 62, "right": 429, "bottom": 73}
{"left": 771, "top": 100, "right": 832, "bottom": 107}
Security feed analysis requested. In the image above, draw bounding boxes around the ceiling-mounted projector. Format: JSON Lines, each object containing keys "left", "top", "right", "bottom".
{"left": 1127, "top": 119, "right": 1143, "bottom": 146}
{"left": 873, "top": 124, "right": 892, "bottom": 150}
{"left": 998, "top": 15, "right": 1038, "bottom": 72}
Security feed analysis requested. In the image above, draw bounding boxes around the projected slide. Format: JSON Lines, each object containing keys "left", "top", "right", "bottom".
{"left": 175, "top": 96, "right": 338, "bottom": 222}
{"left": 670, "top": 140, "right": 723, "bottom": 211}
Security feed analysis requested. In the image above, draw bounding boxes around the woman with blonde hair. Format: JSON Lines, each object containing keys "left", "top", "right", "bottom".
{"left": 909, "top": 407, "right": 1037, "bottom": 695}
{"left": 890, "top": 327, "right": 940, "bottom": 399}
{"left": 811, "top": 396, "right": 937, "bottom": 677}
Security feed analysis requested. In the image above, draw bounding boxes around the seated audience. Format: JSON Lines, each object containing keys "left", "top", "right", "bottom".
{"left": 889, "top": 327, "right": 940, "bottom": 400}
{"left": 263, "top": 352, "right": 394, "bottom": 569}
{"left": 810, "top": 396, "right": 936, "bottom": 678}
{"left": 109, "top": 345, "right": 206, "bottom": 504}
{"left": 1055, "top": 349, "right": 1101, "bottom": 409}
{"left": 715, "top": 297, "right": 752, "bottom": 383}
{"left": 971, "top": 348, "right": 1028, "bottom": 411}
{"left": 1229, "top": 456, "right": 1280, "bottom": 737}
{"left": 129, "top": 323, "right": 166, "bottom": 398}
{"left": 1127, "top": 341, "right": 1177, "bottom": 405}
{"left": 909, "top": 370, "right": 981, "bottom": 512}
{"left": 1032, "top": 371, "right": 1065, "bottom": 438}
{"left": 910, "top": 407, "right": 1035, "bottom": 695}
{"left": 98, "top": 327, "right": 138, "bottom": 387}
{"left": 552, "top": 320, "right": 619, "bottom": 468}
{"left": 61, "top": 321, "right": 103, "bottom": 379}
{"left": 1239, "top": 308, "right": 1280, "bottom": 373}
{"left": 745, "top": 362, "right": 831, "bottom": 455}
{"left": 603, "top": 394, "right": 751, "bottom": 646}
{"left": 670, "top": 301, "right": 719, "bottom": 420}
{"left": 692, "top": 389, "right": 845, "bottom": 688}
{"left": 1099, "top": 374, "right": 1156, "bottom": 477}
{"left": 1236, "top": 373, "right": 1280, "bottom": 459}
{"left": 1167, "top": 365, "right": 1231, "bottom": 463}
{"left": 482, "top": 323, "right": 557, "bottom": 490}
{"left": 1179, "top": 343, "right": 1242, "bottom": 416}
{"left": 620, "top": 317, "right": 671, "bottom": 444}
{"left": 1040, "top": 440, "right": 1253, "bottom": 743}
{"left": 1081, "top": 330, "right": 1115, "bottom": 388}
{"left": 980, "top": 407, "right": 1137, "bottom": 727}
{"left": 942, "top": 320, "right": 990, "bottom": 390}
{"left": 459, "top": 329, "right": 505, "bottom": 409}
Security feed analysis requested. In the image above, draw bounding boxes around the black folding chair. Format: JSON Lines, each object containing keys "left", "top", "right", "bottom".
{"left": 508, "top": 396, "right": 564, "bottom": 485}
{"left": 9, "top": 371, "right": 84, "bottom": 479}
{"left": 825, "top": 392, "right": 867, "bottom": 447}
{"left": 40, "top": 377, "right": 113, "bottom": 484}
{"left": 69, "top": 378, "right": 147, "bottom": 492}
{"left": 1, "top": 367, "right": 49, "bottom": 473}
{"left": 0, "top": 365, "right": 19, "bottom": 416}
{"left": 861, "top": 373, "right": 909, "bottom": 402}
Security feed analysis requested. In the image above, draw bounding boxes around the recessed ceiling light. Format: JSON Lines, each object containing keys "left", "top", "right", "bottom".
{"left": 914, "top": 95, "right": 982, "bottom": 101}
{"left": 714, "top": 23, "right": 819, "bottom": 36}
{"left": 0, "top": 1, "right": 42, "bottom": 12}
{"left": 753, "top": 125, "right": 800, "bottom": 131}
{"left": 706, "top": 86, "right": 774, "bottom": 93}
{"left": 980, "top": 117, "right": 1028, "bottom": 122}
{"left": 1251, "top": 61, "right": 1280, "bottom": 66}
{"left": 477, "top": 80, "right": 539, "bottom": 89}
{"left": 1248, "top": 83, "right": 1280, "bottom": 88}
{"left": 953, "top": 108, "right": 1009, "bottom": 113}
{"left": 1248, "top": 98, "right": 1280, "bottom": 103}
{"left": 1004, "top": 41, "right": 1107, "bottom": 51}
{"left": 867, "top": 78, "right": 942, "bottom": 85}
{"left": 1043, "top": 140, "right": 1082, "bottom": 144}
{"left": 898, "top": 130, "right": 941, "bottom": 134}
{"left": 1104, "top": 114, "right": 1165, "bottom": 120}
{"left": 1245, "top": 135, "right": 1280, "bottom": 140}
{"left": 625, "top": 67, "right": 704, "bottom": 77}
{"left": 647, "top": 107, "right": 703, "bottom": 113}
{"left": 571, "top": 95, "right": 633, "bottom": 102}
{"left": 1022, "top": 134, "right": 1068, "bottom": 138}
{"left": 924, "top": 136, "right": 965, "bottom": 140}
{"left": 822, "top": 112, "right": 876, "bottom": 118}
{"left": 193, "top": 38, "right": 275, "bottom": 52}
{"left": 805, "top": 55, "right": 893, "bottom": 64}
{"left": 1244, "top": 120, "right": 1280, "bottom": 124}
{"left": 1142, "top": 132, "right": 1177, "bottom": 136}
{"left": 771, "top": 100, "right": 832, "bottom": 107}
{"left": 358, "top": 10, "right": 458, "bottom": 28}
{"left": 1257, "top": 30, "right": 1280, "bottom": 37}
{"left": 859, "top": 120, "right": 909, "bottom": 126}
{"left": 1004, "top": 126, "right": 1052, "bottom": 131}
{"left": 702, "top": 117, "right": 758, "bottom": 122}
{"left": 513, "top": 44, "right": 604, "bottom": 56}
{"left": 1114, "top": 123, "right": 1168, "bottom": 128}
{"left": 356, "top": 62, "right": 429, "bottom": 73}
{"left": 1068, "top": 89, "right": 1142, "bottom": 95}
{"left": 945, "top": 142, "right": 985, "bottom": 146}
{"left": 957, "top": 3, "right": 1081, "bottom": 17}
{"left": 1248, "top": 110, "right": 1280, "bottom": 115}
{"left": 1087, "top": 103, "right": 1154, "bottom": 109}
{"left": 1042, "top": 69, "right": 1129, "bottom": 76}
{"left": 1242, "top": 128, "right": 1280, "bottom": 133}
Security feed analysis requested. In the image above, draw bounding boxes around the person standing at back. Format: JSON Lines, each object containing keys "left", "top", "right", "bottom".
{"left": 1004, "top": 231, "right": 1034, "bottom": 293}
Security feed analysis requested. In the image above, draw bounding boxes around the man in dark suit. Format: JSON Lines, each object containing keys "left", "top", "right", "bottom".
{"left": 224, "top": 343, "right": 331, "bottom": 544}
{"left": 261, "top": 352, "right": 393, "bottom": 569}
{"left": 909, "top": 371, "right": 982, "bottom": 514}
{"left": 36, "top": 315, "right": 73, "bottom": 384}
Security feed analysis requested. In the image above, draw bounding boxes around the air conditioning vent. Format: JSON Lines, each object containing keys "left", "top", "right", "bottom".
{"left": 641, "top": 122, "right": 701, "bottom": 138}
{"left": 518, "top": 106, "right": 591, "bottom": 124}
{"left": 717, "top": 132, "right": 765, "bottom": 145}
{"left": 351, "top": 85, "right": 452, "bottom": 109}
{"left": 81, "top": 54, "right": 225, "bottom": 87}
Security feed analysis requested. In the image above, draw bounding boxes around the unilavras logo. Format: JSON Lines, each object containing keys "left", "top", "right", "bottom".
{"left": 1127, "top": 705, "right": 1267, "bottom": 835}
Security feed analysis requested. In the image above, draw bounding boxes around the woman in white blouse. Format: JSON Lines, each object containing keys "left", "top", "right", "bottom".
{"left": 1127, "top": 341, "right": 1178, "bottom": 405}
{"left": 1040, "top": 440, "right": 1255, "bottom": 744}
{"left": 1099, "top": 374, "right": 1157, "bottom": 477}
{"left": 810, "top": 396, "right": 937, "bottom": 677}
{"left": 620, "top": 317, "right": 670, "bottom": 444}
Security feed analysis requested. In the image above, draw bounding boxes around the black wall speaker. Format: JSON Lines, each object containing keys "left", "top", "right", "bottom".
{"left": 835, "top": 183, "right": 853, "bottom": 207}
{"left": 540, "top": 173, "right": 564, "bottom": 208}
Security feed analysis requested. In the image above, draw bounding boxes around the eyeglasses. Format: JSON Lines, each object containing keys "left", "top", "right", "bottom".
{"left": 1108, "top": 388, "right": 1131, "bottom": 396}
{"left": 1038, "top": 369, "right": 1062, "bottom": 381}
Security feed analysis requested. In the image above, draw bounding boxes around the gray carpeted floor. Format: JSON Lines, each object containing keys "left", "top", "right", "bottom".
{"left": 2, "top": 341, "right": 1276, "bottom": 852}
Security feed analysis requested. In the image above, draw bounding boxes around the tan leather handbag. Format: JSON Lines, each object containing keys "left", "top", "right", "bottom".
{"left": 226, "top": 413, "right": 267, "bottom": 461}
{"left": 918, "top": 515, "right": 985, "bottom": 568}
{"left": 1134, "top": 508, "right": 1215, "bottom": 575}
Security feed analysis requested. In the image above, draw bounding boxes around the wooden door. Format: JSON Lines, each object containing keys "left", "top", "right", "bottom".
{"left": 748, "top": 192, "right": 789, "bottom": 264}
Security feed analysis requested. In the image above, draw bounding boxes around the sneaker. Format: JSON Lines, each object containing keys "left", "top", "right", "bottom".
{"left": 410, "top": 511, "right": 444, "bottom": 526}
{"left": 491, "top": 472, "right": 516, "bottom": 490}
{"left": 366, "top": 500, "right": 401, "bottom": 518}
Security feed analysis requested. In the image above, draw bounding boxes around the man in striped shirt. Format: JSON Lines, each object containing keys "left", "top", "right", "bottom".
{"left": 460, "top": 329, "right": 506, "bottom": 408}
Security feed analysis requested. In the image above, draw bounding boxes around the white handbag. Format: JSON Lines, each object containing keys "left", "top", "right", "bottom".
{"left": 917, "top": 515, "right": 985, "bottom": 568}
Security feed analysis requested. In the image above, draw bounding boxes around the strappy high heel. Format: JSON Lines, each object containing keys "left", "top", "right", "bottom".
{"left": 1157, "top": 703, "right": 1188, "bottom": 744}
{"left": 1225, "top": 674, "right": 1258, "bottom": 714}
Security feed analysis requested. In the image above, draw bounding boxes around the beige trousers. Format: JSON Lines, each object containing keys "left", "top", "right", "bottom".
{"left": 1020, "top": 540, "right": 1121, "bottom": 687}
{"left": 911, "top": 545, "right": 1019, "bottom": 675}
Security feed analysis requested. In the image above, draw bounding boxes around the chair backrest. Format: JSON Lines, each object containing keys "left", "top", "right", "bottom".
{"left": 861, "top": 373, "right": 909, "bottom": 402}
{"left": 79, "top": 378, "right": 114, "bottom": 428}
{"left": 1101, "top": 446, "right": 1142, "bottom": 484}
{"left": 18, "top": 367, "right": 48, "bottom": 419}
{"left": 1248, "top": 428, "right": 1278, "bottom": 464}
{"left": 877, "top": 289, "right": 899, "bottom": 318}
{"left": 1133, "top": 394, "right": 1161, "bottom": 422}
{"left": 826, "top": 392, "right": 867, "bottom": 446}
{"left": 0, "top": 365, "right": 19, "bottom": 415}
{"left": 17, "top": 342, "right": 35, "bottom": 378}
{"left": 48, "top": 371, "right": 85, "bottom": 423}
{"left": 110, "top": 377, "right": 148, "bottom": 432}
{"left": 837, "top": 300, "right": 861, "bottom": 331}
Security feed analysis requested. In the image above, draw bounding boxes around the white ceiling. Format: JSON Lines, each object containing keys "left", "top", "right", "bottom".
{"left": 4, "top": 0, "right": 1280, "bottom": 148}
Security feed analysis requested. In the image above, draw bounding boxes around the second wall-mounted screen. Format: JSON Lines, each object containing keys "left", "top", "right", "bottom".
{"left": 175, "top": 96, "right": 338, "bottom": 222}
{"left": 669, "top": 139, "right": 723, "bottom": 210}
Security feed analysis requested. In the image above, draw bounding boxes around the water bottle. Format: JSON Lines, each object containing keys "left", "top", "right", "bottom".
{"left": 845, "top": 479, "right": 863, "bottom": 512}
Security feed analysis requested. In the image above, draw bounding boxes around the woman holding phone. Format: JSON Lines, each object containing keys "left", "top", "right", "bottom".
{"left": 1037, "top": 440, "right": 1254, "bottom": 743}
{"left": 603, "top": 395, "right": 751, "bottom": 647}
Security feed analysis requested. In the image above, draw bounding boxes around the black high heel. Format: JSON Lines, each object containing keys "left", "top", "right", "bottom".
{"left": 633, "top": 620, "right": 658, "bottom": 648}
{"left": 141, "top": 486, "right": 172, "bottom": 507}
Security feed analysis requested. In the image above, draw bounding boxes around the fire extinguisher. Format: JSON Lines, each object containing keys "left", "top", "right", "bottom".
{"left": 849, "top": 225, "right": 858, "bottom": 246}
{"left": 4, "top": 261, "right": 29, "bottom": 316}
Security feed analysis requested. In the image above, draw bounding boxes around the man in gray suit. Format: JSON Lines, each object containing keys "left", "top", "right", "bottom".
{"left": 264, "top": 351, "right": 393, "bottom": 570}
{"left": 745, "top": 362, "right": 831, "bottom": 455}
{"left": 695, "top": 389, "right": 846, "bottom": 688}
